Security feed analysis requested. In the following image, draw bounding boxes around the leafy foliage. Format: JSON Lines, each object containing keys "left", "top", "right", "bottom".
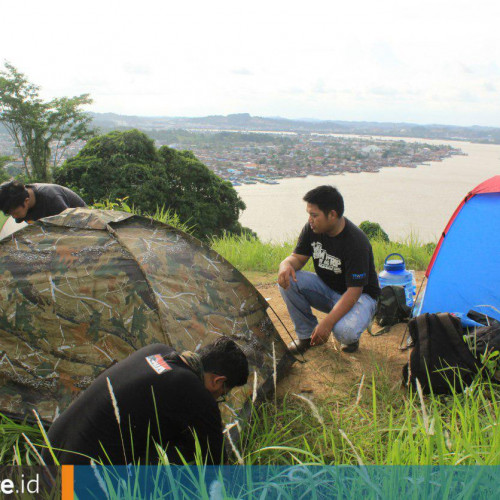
{"left": 0, "top": 155, "right": 12, "bottom": 183}
{"left": 55, "top": 129, "right": 247, "bottom": 240}
{"left": 359, "top": 220, "right": 390, "bottom": 242}
{"left": 92, "top": 197, "right": 195, "bottom": 235}
{"left": 0, "top": 62, "right": 93, "bottom": 182}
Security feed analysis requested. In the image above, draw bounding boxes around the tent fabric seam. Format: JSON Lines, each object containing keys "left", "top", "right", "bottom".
{"left": 104, "top": 221, "right": 174, "bottom": 348}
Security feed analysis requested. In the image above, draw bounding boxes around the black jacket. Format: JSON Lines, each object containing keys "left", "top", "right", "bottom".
{"left": 43, "top": 344, "right": 223, "bottom": 465}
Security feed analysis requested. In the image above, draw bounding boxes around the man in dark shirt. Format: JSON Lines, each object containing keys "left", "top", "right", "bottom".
{"left": 278, "top": 185, "right": 380, "bottom": 354}
{"left": 0, "top": 180, "right": 86, "bottom": 223}
{"left": 42, "top": 337, "right": 249, "bottom": 465}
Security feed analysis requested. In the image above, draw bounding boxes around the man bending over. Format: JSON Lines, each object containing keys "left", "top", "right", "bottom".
{"left": 0, "top": 180, "right": 85, "bottom": 223}
{"left": 43, "top": 337, "right": 249, "bottom": 465}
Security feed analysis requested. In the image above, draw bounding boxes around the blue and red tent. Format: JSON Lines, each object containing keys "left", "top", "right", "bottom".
{"left": 418, "top": 175, "right": 500, "bottom": 322}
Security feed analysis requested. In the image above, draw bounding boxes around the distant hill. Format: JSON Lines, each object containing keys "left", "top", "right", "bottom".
{"left": 90, "top": 113, "right": 500, "bottom": 144}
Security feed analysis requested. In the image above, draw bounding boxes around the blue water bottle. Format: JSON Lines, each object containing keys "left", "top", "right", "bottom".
{"left": 378, "top": 253, "right": 415, "bottom": 308}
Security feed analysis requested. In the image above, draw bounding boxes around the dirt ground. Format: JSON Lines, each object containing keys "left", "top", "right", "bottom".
{"left": 254, "top": 272, "right": 425, "bottom": 399}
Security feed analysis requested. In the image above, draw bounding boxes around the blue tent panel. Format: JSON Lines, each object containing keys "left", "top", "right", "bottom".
{"left": 420, "top": 192, "right": 500, "bottom": 322}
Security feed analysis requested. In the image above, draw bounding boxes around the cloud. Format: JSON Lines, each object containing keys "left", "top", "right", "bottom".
{"left": 313, "top": 79, "right": 329, "bottom": 94}
{"left": 371, "top": 41, "right": 404, "bottom": 70}
{"left": 122, "top": 63, "right": 151, "bottom": 75}
{"left": 370, "top": 86, "right": 399, "bottom": 97}
{"left": 483, "top": 82, "right": 497, "bottom": 92}
{"left": 232, "top": 68, "right": 253, "bottom": 75}
{"left": 458, "top": 63, "right": 474, "bottom": 74}
{"left": 70, "top": 76, "right": 108, "bottom": 89}
{"left": 457, "top": 90, "right": 479, "bottom": 103}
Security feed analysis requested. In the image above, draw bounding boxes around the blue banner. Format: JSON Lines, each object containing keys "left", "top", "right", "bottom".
{"left": 73, "top": 465, "right": 500, "bottom": 499}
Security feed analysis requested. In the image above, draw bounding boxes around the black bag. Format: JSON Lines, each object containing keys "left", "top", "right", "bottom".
{"left": 466, "top": 310, "right": 500, "bottom": 328}
{"left": 375, "top": 285, "right": 411, "bottom": 327}
{"left": 402, "top": 313, "right": 482, "bottom": 394}
{"left": 474, "top": 325, "right": 500, "bottom": 354}
{"left": 464, "top": 323, "right": 500, "bottom": 381}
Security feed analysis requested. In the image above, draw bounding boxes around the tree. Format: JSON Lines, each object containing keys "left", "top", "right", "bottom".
{"left": 0, "top": 155, "right": 12, "bottom": 183}
{"left": 55, "top": 129, "right": 247, "bottom": 240}
{"left": 359, "top": 220, "right": 390, "bottom": 242}
{"left": 0, "top": 62, "right": 93, "bottom": 182}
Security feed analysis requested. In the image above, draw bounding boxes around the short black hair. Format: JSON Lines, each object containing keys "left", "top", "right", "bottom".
{"left": 199, "top": 336, "right": 249, "bottom": 389}
{"left": 303, "top": 185, "right": 344, "bottom": 217}
{"left": 0, "top": 180, "right": 29, "bottom": 214}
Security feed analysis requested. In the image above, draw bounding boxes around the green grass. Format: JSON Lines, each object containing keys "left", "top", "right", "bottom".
{"left": 211, "top": 232, "right": 435, "bottom": 274}
{"left": 0, "top": 413, "right": 45, "bottom": 465}
{"left": 239, "top": 374, "right": 500, "bottom": 466}
{"left": 211, "top": 234, "right": 314, "bottom": 273}
{"left": 0, "top": 212, "right": 8, "bottom": 231}
{"left": 3, "top": 374, "right": 500, "bottom": 467}
{"left": 91, "top": 198, "right": 195, "bottom": 234}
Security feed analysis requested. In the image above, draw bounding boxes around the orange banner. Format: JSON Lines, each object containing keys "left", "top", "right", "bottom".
{"left": 61, "top": 465, "right": 74, "bottom": 500}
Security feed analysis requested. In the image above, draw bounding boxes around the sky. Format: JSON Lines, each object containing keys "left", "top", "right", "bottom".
{"left": 2, "top": 0, "right": 500, "bottom": 127}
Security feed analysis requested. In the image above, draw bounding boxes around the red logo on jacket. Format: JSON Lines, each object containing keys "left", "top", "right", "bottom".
{"left": 145, "top": 354, "right": 172, "bottom": 374}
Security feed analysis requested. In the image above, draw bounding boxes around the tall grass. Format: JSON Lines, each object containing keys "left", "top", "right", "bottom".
{"left": 370, "top": 231, "right": 436, "bottom": 272}
{"left": 240, "top": 375, "right": 500, "bottom": 466}
{"left": 211, "top": 234, "right": 313, "bottom": 273}
{"left": 0, "top": 413, "right": 44, "bottom": 464}
{"left": 91, "top": 198, "right": 195, "bottom": 234}
{"left": 0, "top": 212, "right": 8, "bottom": 232}
{"left": 211, "top": 232, "right": 435, "bottom": 273}
{"left": 3, "top": 373, "right": 499, "bottom": 467}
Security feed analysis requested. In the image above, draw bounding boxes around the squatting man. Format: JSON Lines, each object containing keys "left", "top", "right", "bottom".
{"left": 278, "top": 185, "right": 380, "bottom": 354}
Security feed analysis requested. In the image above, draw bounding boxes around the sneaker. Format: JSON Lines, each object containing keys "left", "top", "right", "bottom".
{"left": 287, "top": 338, "right": 312, "bottom": 354}
{"left": 341, "top": 340, "right": 359, "bottom": 353}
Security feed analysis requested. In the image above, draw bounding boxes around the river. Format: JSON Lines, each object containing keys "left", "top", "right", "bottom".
{"left": 235, "top": 138, "right": 500, "bottom": 243}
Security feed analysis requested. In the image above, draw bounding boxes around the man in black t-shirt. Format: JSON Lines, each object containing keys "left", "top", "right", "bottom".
{"left": 42, "top": 337, "right": 249, "bottom": 465}
{"left": 0, "top": 180, "right": 86, "bottom": 223}
{"left": 278, "top": 185, "right": 380, "bottom": 354}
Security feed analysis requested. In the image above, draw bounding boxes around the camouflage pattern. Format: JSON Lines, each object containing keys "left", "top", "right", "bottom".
{"left": 0, "top": 208, "right": 294, "bottom": 425}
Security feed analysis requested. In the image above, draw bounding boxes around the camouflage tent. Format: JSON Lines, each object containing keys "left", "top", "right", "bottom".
{"left": 0, "top": 208, "right": 294, "bottom": 424}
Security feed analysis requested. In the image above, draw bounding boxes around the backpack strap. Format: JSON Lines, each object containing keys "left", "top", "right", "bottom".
{"left": 416, "top": 313, "right": 431, "bottom": 371}
{"left": 393, "top": 287, "right": 411, "bottom": 318}
{"left": 367, "top": 322, "right": 391, "bottom": 337}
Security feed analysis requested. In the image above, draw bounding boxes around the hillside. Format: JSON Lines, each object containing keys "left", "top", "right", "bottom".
{"left": 254, "top": 272, "right": 423, "bottom": 398}
{"left": 90, "top": 112, "right": 500, "bottom": 144}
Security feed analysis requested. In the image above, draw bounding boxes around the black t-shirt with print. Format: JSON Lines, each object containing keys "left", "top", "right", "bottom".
{"left": 294, "top": 218, "right": 380, "bottom": 300}
{"left": 43, "top": 344, "right": 223, "bottom": 465}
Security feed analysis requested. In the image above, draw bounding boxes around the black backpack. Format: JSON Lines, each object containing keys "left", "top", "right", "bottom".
{"left": 374, "top": 285, "right": 411, "bottom": 328}
{"left": 402, "top": 313, "right": 482, "bottom": 394}
{"left": 464, "top": 322, "right": 500, "bottom": 381}
{"left": 473, "top": 325, "right": 500, "bottom": 355}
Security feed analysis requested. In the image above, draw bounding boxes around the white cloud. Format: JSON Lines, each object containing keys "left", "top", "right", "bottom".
{"left": 122, "top": 63, "right": 151, "bottom": 76}
{"left": 231, "top": 68, "right": 253, "bottom": 76}
{"left": 1, "top": 0, "right": 500, "bottom": 126}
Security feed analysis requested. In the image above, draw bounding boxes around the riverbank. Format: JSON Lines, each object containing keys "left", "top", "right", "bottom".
{"left": 235, "top": 138, "right": 500, "bottom": 243}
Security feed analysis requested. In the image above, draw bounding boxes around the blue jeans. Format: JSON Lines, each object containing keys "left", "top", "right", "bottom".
{"left": 279, "top": 271, "right": 377, "bottom": 344}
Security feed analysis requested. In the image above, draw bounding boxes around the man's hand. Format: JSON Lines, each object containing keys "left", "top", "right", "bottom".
{"left": 310, "top": 317, "right": 334, "bottom": 346}
{"left": 277, "top": 254, "right": 309, "bottom": 289}
{"left": 278, "top": 262, "right": 297, "bottom": 289}
{"left": 310, "top": 287, "right": 364, "bottom": 346}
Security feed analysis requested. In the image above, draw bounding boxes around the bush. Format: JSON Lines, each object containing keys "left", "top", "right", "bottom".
{"left": 54, "top": 129, "right": 247, "bottom": 241}
{"left": 359, "top": 220, "right": 390, "bottom": 242}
